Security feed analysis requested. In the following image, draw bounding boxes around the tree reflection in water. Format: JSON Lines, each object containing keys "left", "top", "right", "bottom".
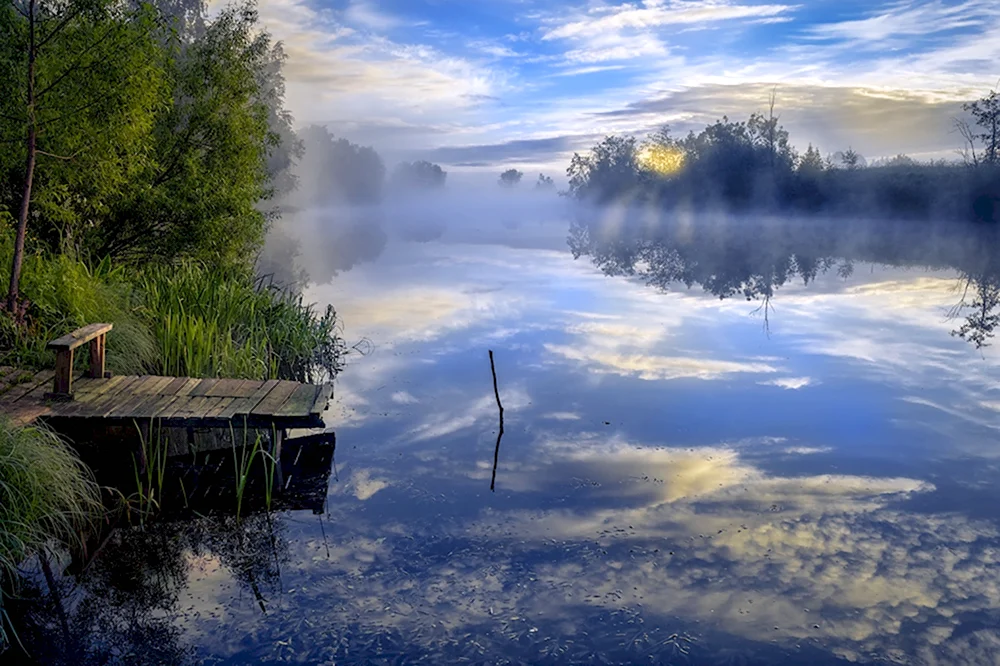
{"left": 7, "top": 512, "right": 287, "bottom": 665}
{"left": 5, "top": 433, "right": 339, "bottom": 665}
{"left": 568, "top": 213, "right": 1000, "bottom": 347}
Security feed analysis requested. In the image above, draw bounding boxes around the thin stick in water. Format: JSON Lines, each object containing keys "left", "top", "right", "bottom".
{"left": 489, "top": 350, "right": 504, "bottom": 492}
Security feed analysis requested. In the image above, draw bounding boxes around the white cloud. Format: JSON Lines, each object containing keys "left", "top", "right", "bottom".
{"left": 347, "top": 468, "right": 390, "bottom": 500}
{"left": 543, "top": 1, "right": 797, "bottom": 40}
{"left": 391, "top": 391, "right": 419, "bottom": 405}
{"left": 759, "top": 376, "right": 813, "bottom": 389}
{"left": 784, "top": 446, "right": 832, "bottom": 455}
{"left": 343, "top": 0, "right": 401, "bottom": 31}
{"left": 547, "top": 343, "right": 779, "bottom": 380}
{"left": 541, "top": 411, "right": 582, "bottom": 421}
{"left": 804, "top": 0, "right": 997, "bottom": 47}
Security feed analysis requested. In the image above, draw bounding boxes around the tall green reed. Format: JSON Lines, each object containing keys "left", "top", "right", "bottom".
{"left": 0, "top": 418, "right": 101, "bottom": 651}
{"left": 138, "top": 261, "right": 345, "bottom": 381}
{"left": 0, "top": 231, "right": 157, "bottom": 374}
{"left": 127, "top": 419, "right": 169, "bottom": 525}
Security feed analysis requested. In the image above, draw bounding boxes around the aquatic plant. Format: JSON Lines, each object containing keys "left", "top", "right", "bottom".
{"left": 0, "top": 418, "right": 101, "bottom": 651}
{"left": 138, "top": 261, "right": 345, "bottom": 381}
{"left": 127, "top": 419, "right": 169, "bottom": 525}
{"left": 0, "top": 232, "right": 344, "bottom": 383}
{"left": 229, "top": 424, "right": 278, "bottom": 523}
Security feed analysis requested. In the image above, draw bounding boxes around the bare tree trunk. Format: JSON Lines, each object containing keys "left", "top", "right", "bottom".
{"left": 7, "top": 0, "right": 37, "bottom": 315}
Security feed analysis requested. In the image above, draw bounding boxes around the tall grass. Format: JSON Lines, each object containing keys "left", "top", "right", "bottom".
{"left": 127, "top": 419, "right": 169, "bottom": 525}
{"left": 0, "top": 231, "right": 345, "bottom": 383}
{"left": 138, "top": 262, "right": 345, "bottom": 381}
{"left": 0, "top": 230, "right": 157, "bottom": 374}
{"left": 0, "top": 418, "right": 102, "bottom": 650}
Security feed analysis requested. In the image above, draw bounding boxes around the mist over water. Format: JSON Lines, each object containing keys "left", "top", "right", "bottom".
{"left": 10, "top": 0, "right": 1000, "bottom": 661}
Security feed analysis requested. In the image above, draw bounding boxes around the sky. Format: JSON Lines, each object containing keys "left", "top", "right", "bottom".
{"left": 255, "top": 0, "right": 1000, "bottom": 177}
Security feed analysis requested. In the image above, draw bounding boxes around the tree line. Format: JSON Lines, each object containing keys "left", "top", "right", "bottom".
{"left": 564, "top": 89, "right": 1000, "bottom": 223}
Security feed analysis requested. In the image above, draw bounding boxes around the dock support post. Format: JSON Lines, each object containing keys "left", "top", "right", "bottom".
{"left": 272, "top": 428, "right": 285, "bottom": 491}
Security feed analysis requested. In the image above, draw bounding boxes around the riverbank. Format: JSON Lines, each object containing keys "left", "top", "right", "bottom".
{"left": 0, "top": 231, "right": 346, "bottom": 653}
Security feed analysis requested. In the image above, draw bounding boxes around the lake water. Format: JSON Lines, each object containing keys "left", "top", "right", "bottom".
{"left": 13, "top": 214, "right": 1000, "bottom": 665}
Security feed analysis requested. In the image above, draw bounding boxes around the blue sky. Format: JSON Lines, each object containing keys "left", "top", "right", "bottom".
{"left": 252, "top": 0, "right": 1000, "bottom": 176}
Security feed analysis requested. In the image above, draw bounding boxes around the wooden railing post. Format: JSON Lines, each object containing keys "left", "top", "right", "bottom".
{"left": 88, "top": 332, "right": 106, "bottom": 379}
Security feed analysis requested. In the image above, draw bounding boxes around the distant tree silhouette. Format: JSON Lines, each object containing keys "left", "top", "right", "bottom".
{"left": 535, "top": 173, "right": 554, "bottom": 190}
{"left": 837, "top": 148, "right": 864, "bottom": 170}
{"left": 564, "top": 88, "right": 1000, "bottom": 222}
{"left": 499, "top": 169, "right": 523, "bottom": 187}
{"left": 566, "top": 135, "right": 641, "bottom": 202}
{"left": 298, "top": 125, "right": 384, "bottom": 204}
{"left": 391, "top": 160, "right": 447, "bottom": 190}
{"left": 798, "top": 144, "right": 824, "bottom": 173}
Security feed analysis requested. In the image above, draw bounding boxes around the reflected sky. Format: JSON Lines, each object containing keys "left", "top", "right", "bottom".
{"left": 24, "top": 219, "right": 1000, "bottom": 664}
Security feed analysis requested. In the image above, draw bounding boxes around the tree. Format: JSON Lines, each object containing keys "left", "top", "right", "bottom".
{"left": 963, "top": 89, "right": 1000, "bottom": 166}
{"left": 566, "top": 135, "right": 640, "bottom": 202}
{"left": 837, "top": 148, "right": 864, "bottom": 170}
{"left": 798, "top": 144, "right": 824, "bottom": 173}
{"left": 296, "top": 126, "right": 384, "bottom": 205}
{"left": 746, "top": 88, "right": 793, "bottom": 172}
{"left": 535, "top": 173, "right": 554, "bottom": 190}
{"left": 879, "top": 153, "right": 916, "bottom": 167}
{"left": 0, "top": 0, "right": 166, "bottom": 312}
{"left": 94, "top": 3, "right": 285, "bottom": 265}
{"left": 390, "top": 160, "right": 447, "bottom": 190}
{"left": 498, "top": 169, "right": 523, "bottom": 187}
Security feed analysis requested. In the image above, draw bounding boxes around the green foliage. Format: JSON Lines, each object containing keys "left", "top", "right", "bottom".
{"left": 0, "top": 418, "right": 102, "bottom": 649}
{"left": 97, "top": 2, "right": 278, "bottom": 266}
{"left": 0, "top": 0, "right": 297, "bottom": 269}
{"left": 0, "top": 230, "right": 157, "bottom": 374}
{"left": 0, "top": 0, "right": 168, "bottom": 255}
{"left": 0, "top": 232, "right": 344, "bottom": 381}
{"left": 137, "top": 261, "right": 345, "bottom": 381}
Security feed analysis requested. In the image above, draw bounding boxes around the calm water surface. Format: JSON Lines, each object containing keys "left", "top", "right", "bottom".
{"left": 16, "top": 217, "right": 1000, "bottom": 664}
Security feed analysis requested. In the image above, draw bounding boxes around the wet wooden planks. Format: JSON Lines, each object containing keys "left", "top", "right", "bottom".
{"left": 0, "top": 369, "right": 331, "bottom": 428}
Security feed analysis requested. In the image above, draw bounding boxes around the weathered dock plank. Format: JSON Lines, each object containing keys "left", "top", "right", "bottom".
{"left": 250, "top": 381, "right": 300, "bottom": 416}
{"left": 1, "top": 324, "right": 335, "bottom": 435}
{"left": 274, "top": 384, "right": 321, "bottom": 418}
{"left": 2, "top": 371, "right": 331, "bottom": 430}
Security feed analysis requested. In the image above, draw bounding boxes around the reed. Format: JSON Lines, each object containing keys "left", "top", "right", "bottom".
{"left": 0, "top": 232, "right": 157, "bottom": 374}
{"left": 0, "top": 418, "right": 101, "bottom": 650}
{"left": 231, "top": 425, "right": 261, "bottom": 523}
{"left": 138, "top": 261, "right": 345, "bottom": 381}
{"left": 127, "top": 419, "right": 169, "bottom": 525}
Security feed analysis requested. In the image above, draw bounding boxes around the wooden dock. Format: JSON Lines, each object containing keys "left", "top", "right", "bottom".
{"left": 0, "top": 367, "right": 332, "bottom": 429}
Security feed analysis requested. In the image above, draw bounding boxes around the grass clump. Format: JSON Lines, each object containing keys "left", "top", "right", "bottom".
{"left": 0, "top": 230, "right": 157, "bottom": 375}
{"left": 0, "top": 231, "right": 345, "bottom": 383}
{"left": 138, "top": 261, "right": 345, "bottom": 381}
{"left": 0, "top": 418, "right": 101, "bottom": 650}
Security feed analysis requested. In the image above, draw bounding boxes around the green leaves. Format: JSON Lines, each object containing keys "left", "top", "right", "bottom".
{"left": 0, "top": 0, "right": 168, "bottom": 254}
{"left": 0, "top": 0, "right": 296, "bottom": 268}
